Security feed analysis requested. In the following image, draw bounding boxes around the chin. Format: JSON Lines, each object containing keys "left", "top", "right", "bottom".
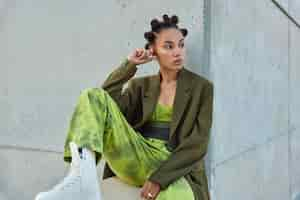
{"left": 160, "top": 63, "right": 183, "bottom": 71}
{"left": 165, "top": 66, "right": 180, "bottom": 71}
{"left": 171, "top": 65, "right": 183, "bottom": 70}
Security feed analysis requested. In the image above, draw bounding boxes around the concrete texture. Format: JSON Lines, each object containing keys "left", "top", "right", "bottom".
{"left": 208, "top": 0, "right": 300, "bottom": 199}
{"left": 0, "top": 0, "right": 207, "bottom": 199}
{"left": 210, "top": 0, "right": 289, "bottom": 165}
{"left": 291, "top": 132, "right": 300, "bottom": 200}
{"left": 0, "top": 147, "right": 106, "bottom": 200}
{"left": 290, "top": 14, "right": 300, "bottom": 199}
{"left": 101, "top": 177, "right": 141, "bottom": 200}
{"left": 214, "top": 134, "right": 289, "bottom": 200}
{"left": 1, "top": 0, "right": 299, "bottom": 199}
{"left": 0, "top": 0, "right": 206, "bottom": 152}
{"left": 290, "top": 0, "right": 300, "bottom": 22}
{"left": 0, "top": 148, "right": 68, "bottom": 200}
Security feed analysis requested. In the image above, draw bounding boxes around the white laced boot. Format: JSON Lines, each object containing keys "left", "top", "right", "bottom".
{"left": 35, "top": 142, "right": 102, "bottom": 200}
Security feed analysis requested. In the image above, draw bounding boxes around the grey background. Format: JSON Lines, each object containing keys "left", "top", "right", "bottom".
{"left": 0, "top": 0, "right": 299, "bottom": 199}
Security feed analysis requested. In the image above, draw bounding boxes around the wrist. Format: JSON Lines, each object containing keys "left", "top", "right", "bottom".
{"left": 124, "top": 57, "right": 138, "bottom": 69}
{"left": 149, "top": 180, "right": 161, "bottom": 189}
{"left": 126, "top": 57, "right": 136, "bottom": 65}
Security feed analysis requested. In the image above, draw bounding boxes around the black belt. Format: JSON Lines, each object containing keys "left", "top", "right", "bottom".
{"left": 137, "top": 122, "right": 170, "bottom": 141}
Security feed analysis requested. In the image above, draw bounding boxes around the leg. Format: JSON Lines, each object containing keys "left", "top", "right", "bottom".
{"left": 156, "top": 177, "right": 195, "bottom": 200}
{"left": 65, "top": 88, "right": 195, "bottom": 200}
{"left": 63, "top": 88, "right": 171, "bottom": 186}
{"left": 35, "top": 142, "right": 102, "bottom": 200}
{"left": 37, "top": 87, "right": 194, "bottom": 199}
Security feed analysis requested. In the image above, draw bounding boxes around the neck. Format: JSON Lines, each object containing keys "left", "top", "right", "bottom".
{"left": 159, "top": 67, "right": 181, "bottom": 83}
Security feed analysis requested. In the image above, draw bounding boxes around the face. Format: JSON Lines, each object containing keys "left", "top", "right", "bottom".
{"left": 150, "top": 28, "right": 186, "bottom": 71}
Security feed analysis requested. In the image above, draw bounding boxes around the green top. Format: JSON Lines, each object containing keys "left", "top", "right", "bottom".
{"left": 149, "top": 102, "right": 173, "bottom": 123}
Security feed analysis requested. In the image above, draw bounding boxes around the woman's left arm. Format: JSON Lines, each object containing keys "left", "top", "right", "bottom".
{"left": 148, "top": 81, "right": 214, "bottom": 190}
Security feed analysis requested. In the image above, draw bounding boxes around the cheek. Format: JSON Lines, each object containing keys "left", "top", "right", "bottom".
{"left": 156, "top": 50, "right": 166, "bottom": 58}
{"left": 161, "top": 54, "right": 173, "bottom": 63}
{"left": 157, "top": 49, "right": 172, "bottom": 59}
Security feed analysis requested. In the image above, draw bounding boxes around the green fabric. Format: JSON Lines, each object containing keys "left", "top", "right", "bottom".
{"left": 149, "top": 103, "right": 194, "bottom": 199}
{"left": 149, "top": 103, "right": 173, "bottom": 123}
{"left": 63, "top": 88, "right": 194, "bottom": 200}
{"left": 100, "top": 58, "right": 213, "bottom": 200}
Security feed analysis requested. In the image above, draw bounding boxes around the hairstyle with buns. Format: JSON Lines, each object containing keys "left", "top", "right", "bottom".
{"left": 144, "top": 14, "right": 188, "bottom": 49}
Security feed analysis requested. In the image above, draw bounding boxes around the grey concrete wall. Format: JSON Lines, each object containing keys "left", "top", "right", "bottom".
{"left": 290, "top": 1, "right": 300, "bottom": 198}
{"left": 1, "top": 0, "right": 299, "bottom": 199}
{"left": 0, "top": 0, "right": 206, "bottom": 199}
{"left": 208, "top": 0, "right": 300, "bottom": 199}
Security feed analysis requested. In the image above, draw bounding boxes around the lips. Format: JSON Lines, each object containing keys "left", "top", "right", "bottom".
{"left": 174, "top": 59, "right": 183, "bottom": 64}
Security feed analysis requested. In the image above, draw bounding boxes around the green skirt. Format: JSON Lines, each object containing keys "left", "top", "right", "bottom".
{"left": 63, "top": 88, "right": 194, "bottom": 200}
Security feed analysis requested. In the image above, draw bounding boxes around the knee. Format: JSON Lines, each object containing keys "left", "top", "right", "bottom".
{"left": 79, "top": 88, "right": 109, "bottom": 104}
{"left": 81, "top": 87, "right": 107, "bottom": 97}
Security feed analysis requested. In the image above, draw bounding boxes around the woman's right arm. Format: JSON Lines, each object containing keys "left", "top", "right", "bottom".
{"left": 101, "top": 58, "right": 138, "bottom": 98}
{"left": 100, "top": 48, "right": 155, "bottom": 120}
{"left": 100, "top": 58, "right": 139, "bottom": 119}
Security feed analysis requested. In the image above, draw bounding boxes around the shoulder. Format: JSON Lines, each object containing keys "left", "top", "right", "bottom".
{"left": 130, "top": 74, "right": 155, "bottom": 83}
{"left": 129, "top": 74, "right": 157, "bottom": 88}
{"left": 183, "top": 68, "right": 214, "bottom": 90}
{"left": 129, "top": 67, "right": 214, "bottom": 89}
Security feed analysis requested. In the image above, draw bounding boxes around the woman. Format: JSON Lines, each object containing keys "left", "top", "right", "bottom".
{"left": 36, "top": 14, "right": 213, "bottom": 200}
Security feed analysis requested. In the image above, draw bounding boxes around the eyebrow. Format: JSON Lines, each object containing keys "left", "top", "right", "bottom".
{"left": 164, "top": 39, "right": 184, "bottom": 44}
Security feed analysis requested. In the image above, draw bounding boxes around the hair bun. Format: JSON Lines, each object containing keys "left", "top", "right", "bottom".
{"left": 180, "top": 28, "right": 188, "bottom": 37}
{"left": 162, "top": 14, "right": 170, "bottom": 23}
{"left": 150, "top": 19, "right": 160, "bottom": 30}
{"left": 145, "top": 43, "right": 150, "bottom": 49}
{"left": 144, "top": 31, "right": 155, "bottom": 42}
{"left": 170, "top": 15, "right": 179, "bottom": 24}
{"left": 144, "top": 14, "right": 188, "bottom": 49}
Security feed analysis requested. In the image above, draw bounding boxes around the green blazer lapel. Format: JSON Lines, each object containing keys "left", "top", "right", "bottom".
{"left": 141, "top": 67, "right": 193, "bottom": 140}
{"left": 142, "top": 74, "right": 160, "bottom": 124}
{"left": 169, "top": 67, "right": 193, "bottom": 139}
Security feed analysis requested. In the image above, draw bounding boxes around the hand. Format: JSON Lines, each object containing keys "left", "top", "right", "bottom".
{"left": 127, "top": 48, "right": 156, "bottom": 65}
{"left": 140, "top": 180, "right": 161, "bottom": 200}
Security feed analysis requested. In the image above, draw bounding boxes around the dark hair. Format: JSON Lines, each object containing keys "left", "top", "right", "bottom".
{"left": 144, "top": 14, "right": 188, "bottom": 49}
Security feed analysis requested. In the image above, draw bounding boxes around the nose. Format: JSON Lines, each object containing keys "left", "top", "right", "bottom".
{"left": 173, "top": 47, "right": 182, "bottom": 57}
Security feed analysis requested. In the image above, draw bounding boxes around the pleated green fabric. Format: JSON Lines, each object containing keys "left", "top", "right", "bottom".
{"left": 63, "top": 87, "right": 194, "bottom": 200}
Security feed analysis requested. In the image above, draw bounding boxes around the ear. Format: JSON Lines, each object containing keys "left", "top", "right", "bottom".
{"left": 148, "top": 46, "right": 157, "bottom": 60}
{"left": 149, "top": 45, "right": 157, "bottom": 56}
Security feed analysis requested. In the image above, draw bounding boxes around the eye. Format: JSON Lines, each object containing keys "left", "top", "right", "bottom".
{"left": 164, "top": 44, "right": 173, "bottom": 49}
{"left": 179, "top": 43, "right": 185, "bottom": 48}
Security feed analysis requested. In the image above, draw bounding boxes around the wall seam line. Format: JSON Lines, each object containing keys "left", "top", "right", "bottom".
{"left": 214, "top": 131, "right": 288, "bottom": 168}
{"left": 0, "top": 145, "right": 62, "bottom": 154}
{"left": 287, "top": 0, "right": 292, "bottom": 199}
{"left": 271, "top": 0, "right": 300, "bottom": 29}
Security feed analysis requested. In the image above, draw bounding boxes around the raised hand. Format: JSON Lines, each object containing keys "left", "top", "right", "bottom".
{"left": 127, "top": 48, "right": 156, "bottom": 65}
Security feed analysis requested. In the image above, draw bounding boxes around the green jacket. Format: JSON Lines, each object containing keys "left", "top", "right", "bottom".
{"left": 100, "top": 58, "right": 214, "bottom": 200}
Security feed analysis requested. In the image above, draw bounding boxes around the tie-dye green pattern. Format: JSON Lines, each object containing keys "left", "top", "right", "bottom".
{"left": 63, "top": 88, "right": 194, "bottom": 200}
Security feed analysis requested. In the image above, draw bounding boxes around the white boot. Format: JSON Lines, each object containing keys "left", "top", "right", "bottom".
{"left": 35, "top": 142, "right": 102, "bottom": 200}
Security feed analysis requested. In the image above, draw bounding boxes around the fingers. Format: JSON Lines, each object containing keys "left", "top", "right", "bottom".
{"left": 141, "top": 49, "right": 147, "bottom": 59}
{"left": 148, "top": 48, "right": 157, "bottom": 59}
{"left": 140, "top": 181, "right": 159, "bottom": 200}
{"left": 137, "top": 48, "right": 154, "bottom": 58}
{"left": 145, "top": 49, "right": 156, "bottom": 61}
{"left": 135, "top": 48, "right": 143, "bottom": 58}
{"left": 128, "top": 48, "right": 156, "bottom": 65}
{"left": 140, "top": 182, "right": 152, "bottom": 200}
{"left": 140, "top": 182, "right": 149, "bottom": 199}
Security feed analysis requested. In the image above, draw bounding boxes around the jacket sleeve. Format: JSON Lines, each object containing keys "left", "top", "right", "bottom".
{"left": 148, "top": 81, "right": 214, "bottom": 190}
{"left": 100, "top": 58, "right": 139, "bottom": 121}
